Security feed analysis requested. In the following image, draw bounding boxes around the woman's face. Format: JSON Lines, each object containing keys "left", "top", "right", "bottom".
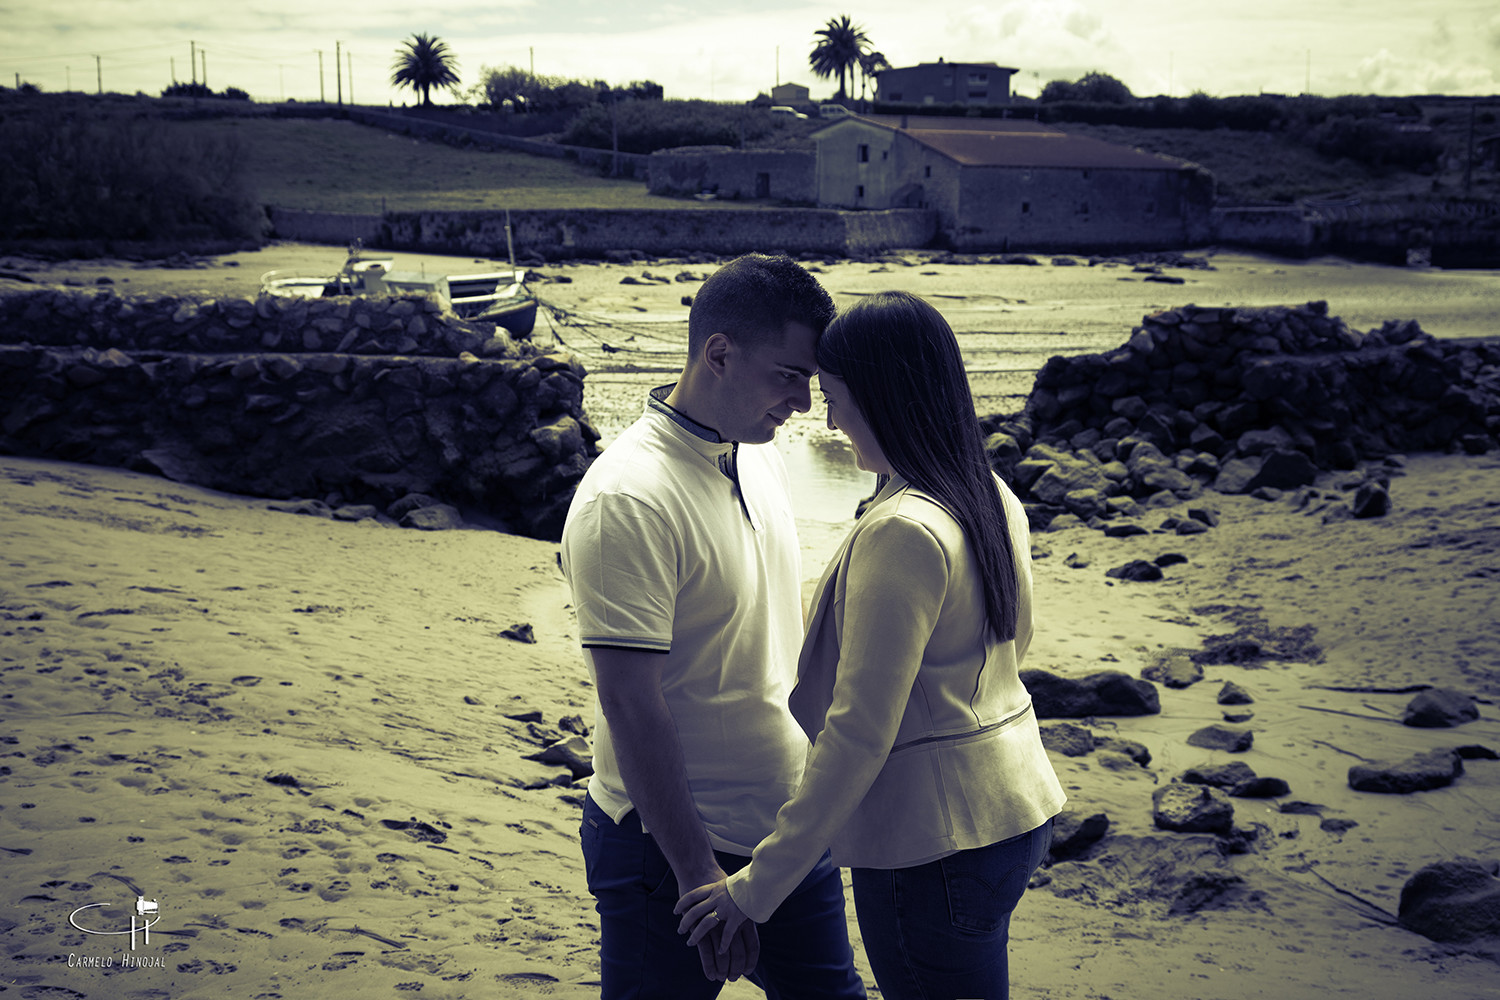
{"left": 819, "top": 374, "right": 892, "bottom": 475}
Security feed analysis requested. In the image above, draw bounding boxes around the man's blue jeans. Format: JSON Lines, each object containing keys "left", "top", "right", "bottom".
{"left": 850, "top": 819, "right": 1053, "bottom": 1000}
{"left": 581, "top": 795, "right": 867, "bottom": 999}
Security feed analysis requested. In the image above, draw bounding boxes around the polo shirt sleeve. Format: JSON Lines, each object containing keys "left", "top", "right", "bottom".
{"left": 563, "top": 490, "right": 677, "bottom": 653}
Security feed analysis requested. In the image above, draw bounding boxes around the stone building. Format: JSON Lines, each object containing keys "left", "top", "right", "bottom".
{"left": 876, "top": 60, "right": 1017, "bottom": 107}
{"left": 812, "top": 115, "right": 1215, "bottom": 251}
{"left": 647, "top": 145, "right": 816, "bottom": 203}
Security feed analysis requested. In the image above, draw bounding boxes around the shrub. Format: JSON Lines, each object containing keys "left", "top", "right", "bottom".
{"left": 0, "top": 110, "right": 266, "bottom": 243}
{"left": 560, "top": 99, "right": 779, "bottom": 154}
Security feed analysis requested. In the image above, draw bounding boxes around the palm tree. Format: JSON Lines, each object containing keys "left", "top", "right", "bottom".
{"left": 391, "top": 33, "right": 460, "bottom": 106}
{"left": 857, "top": 50, "right": 890, "bottom": 107}
{"left": 809, "top": 15, "right": 869, "bottom": 101}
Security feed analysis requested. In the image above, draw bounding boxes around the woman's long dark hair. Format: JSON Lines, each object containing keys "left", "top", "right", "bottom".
{"left": 818, "top": 291, "right": 1020, "bottom": 641}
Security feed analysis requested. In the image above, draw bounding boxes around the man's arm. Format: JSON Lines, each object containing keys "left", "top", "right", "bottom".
{"left": 591, "top": 647, "right": 760, "bottom": 979}
{"left": 591, "top": 646, "right": 724, "bottom": 889}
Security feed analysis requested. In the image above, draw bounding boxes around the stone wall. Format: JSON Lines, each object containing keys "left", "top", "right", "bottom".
{"left": 983, "top": 302, "right": 1500, "bottom": 527}
{"left": 376, "top": 207, "right": 936, "bottom": 259}
{"left": 0, "top": 287, "right": 599, "bottom": 540}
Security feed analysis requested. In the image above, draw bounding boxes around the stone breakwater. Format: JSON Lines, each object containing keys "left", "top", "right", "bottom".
{"left": 0, "top": 288, "right": 599, "bottom": 541}
{"left": 983, "top": 301, "right": 1500, "bottom": 529}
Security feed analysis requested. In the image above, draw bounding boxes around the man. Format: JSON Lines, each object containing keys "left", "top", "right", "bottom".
{"left": 561, "top": 254, "right": 865, "bottom": 998}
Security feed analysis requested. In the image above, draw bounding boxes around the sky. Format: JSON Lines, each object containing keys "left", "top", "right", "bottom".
{"left": 5, "top": 0, "right": 1499, "bottom": 106}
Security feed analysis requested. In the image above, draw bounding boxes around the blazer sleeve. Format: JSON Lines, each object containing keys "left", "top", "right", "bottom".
{"left": 728, "top": 510, "right": 949, "bottom": 921}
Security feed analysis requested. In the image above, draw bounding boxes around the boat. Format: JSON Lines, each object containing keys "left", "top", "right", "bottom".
{"left": 261, "top": 242, "right": 538, "bottom": 338}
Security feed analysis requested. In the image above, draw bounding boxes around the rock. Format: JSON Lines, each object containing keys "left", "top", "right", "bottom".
{"left": 1217, "top": 681, "right": 1254, "bottom": 705}
{"left": 1180, "top": 762, "right": 1257, "bottom": 788}
{"left": 1063, "top": 552, "right": 1090, "bottom": 569}
{"left": 1402, "top": 688, "right": 1479, "bottom": 728}
{"left": 1039, "top": 722, "right": 1096, "bottom": 757}
{"left": 1247, "top": 449, "right": 1318, "bottom": 491}
{"left": 1398, "top": 858, "right": 1500, "bottom": 946}
{"left": 1351, "top": 481, "right": 1392, "bottom": 518}
{"left": 267, "top": 498, "right": 332, "bottom": 517}
{"left": 1153, "top": 783, "right": 1234, "bottom": 834}
{"left": 1094, "top": 735, "right": 1152, "bottom": 766}
{"left": 1105, "top": 559, "right": 1163, "bottom": 582}
{"left": 1230, "top": 777, "right": 1290, "bottom": 798}
{"left": 1212, "top": 457, "right": 1261, "bottom": 494}
{"left": 1320, "top": 818, "right": 1358, "bottom": 834}
{"left": 1048, "top": 811, "right": 1110, "bottom": 861}
{"left": 1141, "top": 654, "right": 1203, "bottom": 689}
{"left": 388, "top": 492, "right": 442, "bottom": 519}
{"left": 1153, "top": 552, "right": 1188, "bottom": 567}
{"left": 1021, "top": 669, "right": 1162, "bottom": 718}
{"left": 1125, "top": 441, "right": 1196, "bottom": 495}
{"left": 400, "top": 504, "right": 464, "bottom": 530}
{"left": 332, "top": 504, "right": 381, "bottom": 522}
{"left": 523, "top": 735, "right": 594, "bottom": 781}
{"left": 1348, "top": 748, "right": 1463, "bottom": 793}
{"left": 1186, "top": 724, "right": 1253, "bottom": 753}
{"left": 1221, "top": 711, "right": 1254, "bottom": 723}
{"left": 1103, "top": 522, "right": 1149, "bottom": 537}
{"left": 501, "top": 623, "right": 536, "bottom": 644}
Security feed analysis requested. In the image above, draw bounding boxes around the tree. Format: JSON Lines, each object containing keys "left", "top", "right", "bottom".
{"left": 809, "top": 15, "right": 869, "bottom": 100}
{"left": 857, "top": 50, "right": 890, "bottom": 106}
{"left": 391, "top": 33, "right": 460, "bottom": 106}
{"left": 1040, "top": 71, "right": 1133, "bottom": 105}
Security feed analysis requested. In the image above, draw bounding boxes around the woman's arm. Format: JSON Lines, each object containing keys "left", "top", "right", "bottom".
{"left": 712, "top": 512, "right": 950, "bottom": 927}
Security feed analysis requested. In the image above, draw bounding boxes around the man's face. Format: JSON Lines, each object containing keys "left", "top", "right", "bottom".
{"left": 718, "top": 321, "right": 819, "bottom": 444}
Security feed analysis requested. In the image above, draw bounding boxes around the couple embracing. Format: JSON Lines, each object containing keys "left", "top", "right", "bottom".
{"left": 559, "top": 254, "right": 1065, "bottom": 1000}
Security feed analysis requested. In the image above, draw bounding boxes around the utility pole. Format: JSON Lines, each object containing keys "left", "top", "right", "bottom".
{"left": 336, "top": 40, "right": 342, "bottom": 104}
{"left": 191, "top": 41, "right": 196, "bottom": 85}
{"left": 1465, "top": 102, "right": 1475, "bottom": 194}
{"left": 317, "top": 50, "right": 325, "bottom": 102}
{"left": 95, "top": 55, "right": 102, "bottom": 94}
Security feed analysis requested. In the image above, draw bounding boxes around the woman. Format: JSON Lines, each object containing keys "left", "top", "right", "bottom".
{"left": 676, "top": 291, "right": 1065, "bottom": 999}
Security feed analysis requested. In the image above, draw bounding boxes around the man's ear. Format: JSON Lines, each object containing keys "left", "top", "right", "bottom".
{"left": 702, "top": 332, "right": 733, "bottom": 378}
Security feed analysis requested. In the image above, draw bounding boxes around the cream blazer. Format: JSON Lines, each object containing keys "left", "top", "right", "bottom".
{"left": 728, "top": 473, "right": 1066, "bottom": 923}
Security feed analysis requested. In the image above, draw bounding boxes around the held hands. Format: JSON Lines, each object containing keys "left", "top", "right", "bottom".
{"left": 675, "top": 879, "right": 758, "bottom": 981}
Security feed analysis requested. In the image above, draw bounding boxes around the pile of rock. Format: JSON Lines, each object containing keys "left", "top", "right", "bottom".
{"left": 984, "top": 302, "right": 1500, "bottom": 529}
{"left": 0, "top": 287, "right": 598, "bottom": 540}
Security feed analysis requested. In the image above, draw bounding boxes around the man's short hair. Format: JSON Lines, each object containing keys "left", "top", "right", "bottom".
{"left": 687, "top": 254, "right": 836, "bottom": 355}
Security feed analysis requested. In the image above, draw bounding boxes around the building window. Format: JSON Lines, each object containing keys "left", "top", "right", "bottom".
{"left": 858, "top": 144, "right": 869, "bottom": 163}
{"left": 1146, "top": 201, "right": 1156, "bottom": 215}
{"left": 881, "top": 150, "right": 888, "bottom": 160}
{"left": 924, "top": 165, "right": 932, "bottom": 178}
{"left": 856, "top": 185, "right": 865, "bottom": 199}
{"left": 1021, "top": 201, "right": 1030, "bottom": 214}
{"left": 968, "top": 72, "right": 988, "bottom": 84}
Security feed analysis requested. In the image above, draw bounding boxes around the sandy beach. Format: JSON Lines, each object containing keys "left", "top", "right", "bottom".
{"left": 3, "top": 246, "right": 1499, "bottom": 998}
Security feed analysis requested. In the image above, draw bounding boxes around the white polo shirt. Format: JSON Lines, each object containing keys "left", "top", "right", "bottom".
{"left": 560, "top": 391, "right": 808, "bottom": 855}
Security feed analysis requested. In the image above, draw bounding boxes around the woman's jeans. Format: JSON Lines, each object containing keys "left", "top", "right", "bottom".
{"left": 850, "top": 819, "right": 1053, "bottom": 1000}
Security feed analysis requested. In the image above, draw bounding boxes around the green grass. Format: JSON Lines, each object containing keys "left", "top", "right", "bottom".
{"left": 168, "top": 116, "right": 745, "bottom": 214}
